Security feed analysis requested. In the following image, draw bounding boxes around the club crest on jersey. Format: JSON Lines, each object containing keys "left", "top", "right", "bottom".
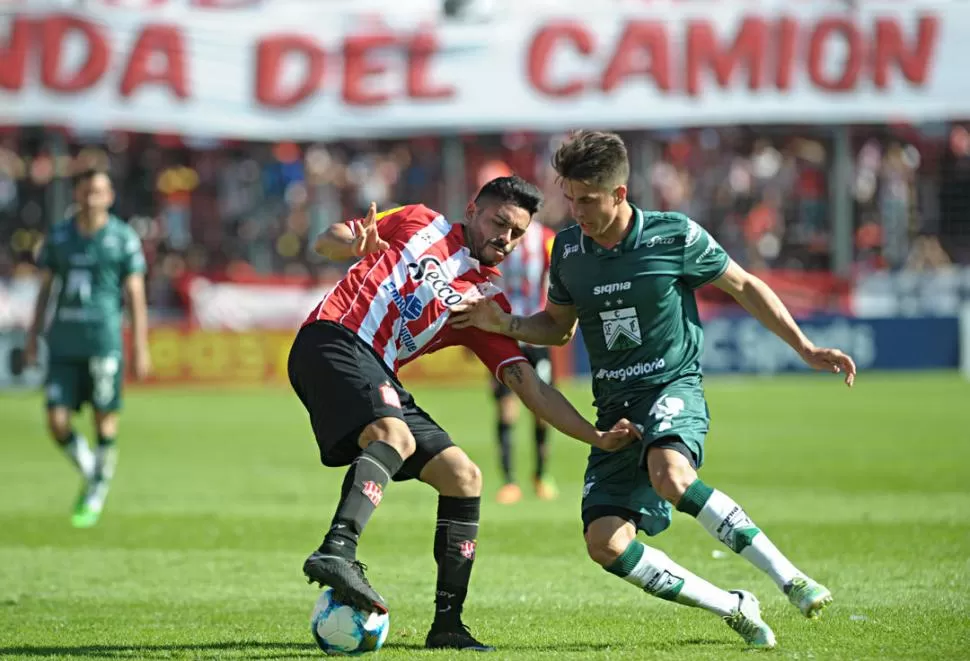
{"left": 599, "top": 307, "right": 642, "bottom": 351}
{"left": 362, "top": 481, "right": 384, "bottom": 507}
{"left": 458, "top": 540, "right": 476, "bottom": 560}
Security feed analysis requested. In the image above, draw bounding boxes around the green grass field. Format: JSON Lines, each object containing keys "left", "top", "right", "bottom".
{"left": 1, "top": 372, "right": 969, "bottom": 660}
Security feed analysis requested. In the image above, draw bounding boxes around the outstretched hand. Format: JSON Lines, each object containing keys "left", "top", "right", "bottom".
{"left": 801, "top": 345, "right": 857, "bottom": 387}
{"left": 353, "top": 202, "right": 390, "bottom": 257}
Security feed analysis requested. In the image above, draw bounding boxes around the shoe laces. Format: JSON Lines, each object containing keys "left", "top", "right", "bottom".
{"left": 351, "top": 560, "right": 374, "bottom": 587}
{"left": 723, "top": 611, "right": 760, "bottom": 640}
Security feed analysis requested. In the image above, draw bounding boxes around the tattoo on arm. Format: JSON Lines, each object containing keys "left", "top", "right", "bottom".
{"left": 505, "top": 363, "right": 524, "bottom": 385}
{"left": 509, "top": 317, "right": 521, "bottom": 334}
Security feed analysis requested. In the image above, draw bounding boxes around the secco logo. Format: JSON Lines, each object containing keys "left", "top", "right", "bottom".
{"left": 593, "top": 281, "right": 631, "bottom": 296}
{"left": 408, "top": 256, "right": 463, "bottom": 306}
{"left": 562, "top": 243, "right": 580, "bottom": 260}
{"left": 645, "top": 235, "right": 675, "bottom": 248}
{"left": 595, "top": 358, "right": 666, "bottom": 381}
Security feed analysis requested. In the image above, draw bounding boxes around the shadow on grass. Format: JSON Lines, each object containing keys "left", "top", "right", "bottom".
{"left": 0, "top": 637, "right": 727, "bottom": 657}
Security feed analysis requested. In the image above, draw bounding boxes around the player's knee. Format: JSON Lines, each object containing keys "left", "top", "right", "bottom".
{"left": 651, "top": 466, "right": 695, "bottom": 504}
{"left": 451, "top": 460, "right": 482, "bottom": 497}
{"left": 359, "top": 418, "right": 416, "bottom": 459}
{"left": 584, "top": 530, "right": 628, "bottom": 568}
{"left": 94, "top": 413, "right": 118, "bottom": 438}
{"left": 46, "top": 410, "right": 71, "bottom": 445}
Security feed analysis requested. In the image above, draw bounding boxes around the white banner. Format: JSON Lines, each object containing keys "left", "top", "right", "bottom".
{"left": 186, "top": 277, "right": 332, "bottom": 330}
{"left": 2, "top": 2, "right": 970, "bottom": 139}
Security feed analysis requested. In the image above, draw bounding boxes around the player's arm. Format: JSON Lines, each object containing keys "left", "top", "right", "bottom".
{"left": 124, "top": 272, "right": 151, "bottom": 380}
{"left": 313, "top": 202, "right": 390, "bottom": 261}
{"left": 499, "top": 360, "right": 639, "bottom": 451}
{"left": 712, "top": 260, "right": 856, "bottom": 386}
{"left": 24, "top": 269, "right": 54, "bottom": 366}
{"left": 449, "top": 299, "right": 578, "bottom": 346}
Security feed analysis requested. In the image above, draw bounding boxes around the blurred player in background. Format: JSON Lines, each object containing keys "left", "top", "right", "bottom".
{"left": 25, "top": 168, "right": 151, "bottom": 528}
{"left": 450, "top": 132, "right": 857, "bottom": 648}
{"left": 290, "top": 176, "right": 639, "bottom": 652}
{"left": 490, "top": 218, "right": 559, "bottom": 504}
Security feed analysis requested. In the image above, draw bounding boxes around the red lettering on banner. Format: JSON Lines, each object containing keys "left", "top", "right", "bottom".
{"left": 120, "top": 25, "right": 188, "bottom": 98}
{"left": 343, "top": 32, "right": 396, "bottom": 106}
{"left": 255, "top": 29, "right": 454, "bottom": 108}
{"left": 774, "top": 17, "right": 797, "bottom": 91}
{"left": 41, "top": 15, "right": 109, "bottom": 93}
{"left": 528, "top": 23, "right": 593, "bottom": 97}
{"left": 602, "top": 21, "right": 670, "bottom": 93}
{"left": 255, "top": 36, "right": 325, "bottom": 108}
{"left": 686, "top": 18, "right": 766, "bottom": 96}
{"left": 0, "top": 17, "right": 30, "bottom": 90}
{"left": 873, "top": 16, "right": 938, "bottom": 89}
{"left": 527, "top": 14, "right": 940, "bottom": 98}
{"left": 406, "top": 31, "right": 454, "bottom": 100}
{"left": 808, "top": 19, "right": 863, "bottom": 91}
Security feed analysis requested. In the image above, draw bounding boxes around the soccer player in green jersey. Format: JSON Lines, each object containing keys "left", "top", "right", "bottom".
{"left": 450, "top": 131, "right": 857, "bottom": 648}
{"left": 25, "top": 168, "right": 151, "bottom": 529}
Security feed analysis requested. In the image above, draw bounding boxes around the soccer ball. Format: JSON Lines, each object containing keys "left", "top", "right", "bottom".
{"left": 310, "top": 588, "right": 390, "bottom": 655}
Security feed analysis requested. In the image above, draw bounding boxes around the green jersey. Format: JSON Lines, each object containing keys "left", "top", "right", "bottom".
{"left": 37, "top": 215, "right": 146, "bottom": 359}
{"left": 547, "top": 206, "right": 729, "bottom": 412}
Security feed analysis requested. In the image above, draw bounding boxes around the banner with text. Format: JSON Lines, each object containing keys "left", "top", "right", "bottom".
{"left": 3, "top": 2, "right": 969, "bottom": 138}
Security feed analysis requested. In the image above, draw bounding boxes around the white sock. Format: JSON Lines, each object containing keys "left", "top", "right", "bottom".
{"left": 64, "top": 434, "right": 96, "bottom": 479}
{"left": 696, "top": 488, "right": 801, "bottom": 590}
{"left": 95, "top": 444, "right": 118, "bottom": 481}
{"left": 608, "top": 541, "right": 739, "bottom": 617}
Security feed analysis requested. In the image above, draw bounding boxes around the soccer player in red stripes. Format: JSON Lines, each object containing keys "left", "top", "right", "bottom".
{"left": 288, "top": 176, "right": 640, "bottom": 651}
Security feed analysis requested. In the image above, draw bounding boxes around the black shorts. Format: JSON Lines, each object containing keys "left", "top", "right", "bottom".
{"left": 492, "top": 344, "right": 553, "bottom": 398}
{"left": 287, "top": 320, "right": 453, "bottom": 482}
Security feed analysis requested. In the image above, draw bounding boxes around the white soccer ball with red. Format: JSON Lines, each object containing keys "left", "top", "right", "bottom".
{"left": 310, "top": 588, "right": 390, "bottom": 655}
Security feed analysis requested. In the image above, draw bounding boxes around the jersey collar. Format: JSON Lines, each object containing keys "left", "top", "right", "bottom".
{"left": 582, "top": 204, "right": 644, "bottom": 257}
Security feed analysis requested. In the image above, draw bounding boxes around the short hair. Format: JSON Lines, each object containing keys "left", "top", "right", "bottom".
{"left": 552, "top": 130, "right": 630, "bottom": 188}
{"left": 73, "top": 167, "right": 112, "bottom": 189}
{"left": 475, "top": 175, "right": 543, "bottom": 217}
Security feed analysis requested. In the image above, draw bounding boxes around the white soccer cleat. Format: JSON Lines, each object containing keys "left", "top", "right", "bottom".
{"left": 723, "top": 590, "right": 776, "bottom": 648}
{"left": 786, "top": 576, "right": 833, "bottom": 619}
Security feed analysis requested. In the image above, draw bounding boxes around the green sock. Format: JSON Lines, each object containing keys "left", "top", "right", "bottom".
{"left": 675, "top": 479, "right": 714, "bottom": 517}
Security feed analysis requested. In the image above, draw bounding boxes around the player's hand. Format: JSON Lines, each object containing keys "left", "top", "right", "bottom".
{"left": 24, "top": 334, "right": 39, "bottom": 367}
{"left": 591, "top": 418, "right": 642, "bottom": 452}
{"left": 352, "top": 202, "right": 390, "bottom": 257}
{"left": 800, "top": 345, "right": 857, "bottom": 387}
{"left": 133, "top": 346, "right": 152, "bottom": 381}
{"left": 448, "top": 297, "right": 509, "bottom": 334}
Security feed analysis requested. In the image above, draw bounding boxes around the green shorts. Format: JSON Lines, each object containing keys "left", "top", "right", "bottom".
{"left": 45, "top": 355, "right": 124, "bottom": 413}
{"left": 581, "top": 374, "right": 709, "bottom": 536}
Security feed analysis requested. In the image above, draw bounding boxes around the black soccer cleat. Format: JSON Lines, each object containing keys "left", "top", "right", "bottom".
{"left": 425, "top": 621, "right": 495, "bottom": 652}
{"left": 303, "top": 552, "right": 388, "bottom": 614}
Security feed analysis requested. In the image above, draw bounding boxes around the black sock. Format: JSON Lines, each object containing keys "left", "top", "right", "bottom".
{"left": 433, "top": 496, "right": 480, "bottom": 625}
{"left": 56, "top": 429, "right": 77, "bottom": 447}
{"left": 319, "top": 441, "right": 404, "bottom": 560}
{"left": 534, "top": 423, "right": 548, "bottom": 480}
{"left": 497, "top": 421, "right": 513, "bottom": 484}
{"left": 97, "top": 434, "right": 116, "bottom": 449}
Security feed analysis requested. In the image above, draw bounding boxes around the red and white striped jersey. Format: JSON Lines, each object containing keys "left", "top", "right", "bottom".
{"left": 303, "top": 204, "right": 529, "bottom": 380}
{"left": 499, "top": 222, "right": 555, "bottom": 318}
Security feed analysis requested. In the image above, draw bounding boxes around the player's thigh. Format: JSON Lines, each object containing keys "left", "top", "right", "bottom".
{"left": 45, "top": 359, "right": 83, "bottom": 413}
{"left": 581, "top": 440, "right": 672, "bottom": 537}
{"left": 288, "top": 321, "right": 412, "bottom": 468}
{"left": 620, "top": 375, "right": 709, "bottom": 470}
{"left": 86, "top": 354, "right": 124, "bottom": 413}
{"left": 394, "top": 404, "right": 457, "bottom": 484}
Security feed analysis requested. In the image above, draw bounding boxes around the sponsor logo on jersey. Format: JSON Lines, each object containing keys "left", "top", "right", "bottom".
{"left": 696, "top": 240, "right": 719, "bottom": 262}
{"left": 407, "top": 256, "right": 463, "bottom": 306}
{"left": 595, "top": 358, "right": 666, "bottom": 381}
{"left": 562, "top": 243, "right": 580, "bottom": 260}
{"left": 645, "top": 235, "right": 675, "bottom": 248}
{"left": 593, "top": 281, "right": 631, "bottom": 296}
